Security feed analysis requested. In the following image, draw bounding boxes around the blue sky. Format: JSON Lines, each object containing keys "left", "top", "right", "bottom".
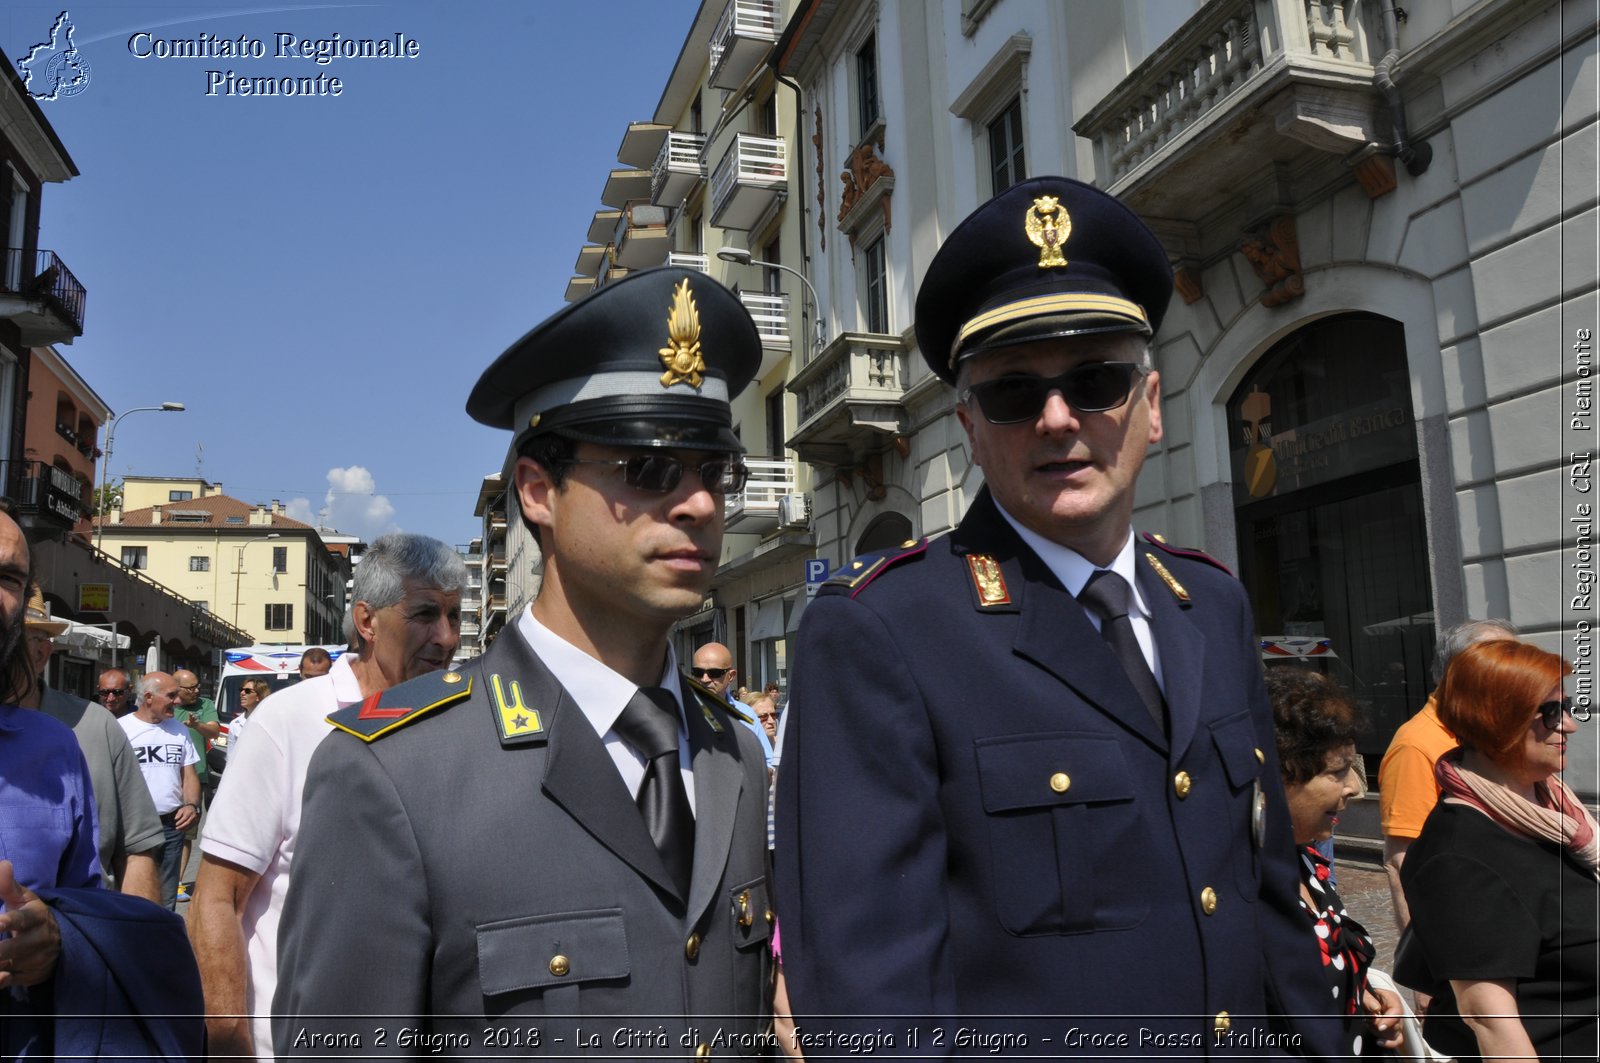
{"left": 4, "top": 0, "right": 699, "bottom": 547}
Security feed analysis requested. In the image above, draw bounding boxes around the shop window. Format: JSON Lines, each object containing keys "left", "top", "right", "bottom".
{"left": 1228, "top": 313, "right": 1432, "bottom": 765}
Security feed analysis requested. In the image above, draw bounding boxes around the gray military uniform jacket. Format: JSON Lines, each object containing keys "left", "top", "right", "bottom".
{"left": 274, "top": 627, "right": 773, "bottom": 1057}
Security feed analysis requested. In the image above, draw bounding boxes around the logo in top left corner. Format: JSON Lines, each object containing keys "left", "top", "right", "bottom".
{"left": 19, "top": 11, "right": 91, "bottom": 102}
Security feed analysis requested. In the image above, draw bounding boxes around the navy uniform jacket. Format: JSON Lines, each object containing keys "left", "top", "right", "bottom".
{"left": 275, "top": 626, "right": 773, "bottom": 1057}
{"left": 774, "top": 488, "right": 1341, "bottom": 1057}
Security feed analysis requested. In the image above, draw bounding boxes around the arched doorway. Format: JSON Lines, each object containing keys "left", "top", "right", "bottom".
{"left": 854, "top": 512, "right": 914, "bottom": 556}
{"left": 1227, "top": 313, "right": 1433, "bottom": 761}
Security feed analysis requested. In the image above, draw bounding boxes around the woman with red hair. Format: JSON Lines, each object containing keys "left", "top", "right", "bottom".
{"left": 1400, "top": 640, "right": 1596, "bottom": 1062}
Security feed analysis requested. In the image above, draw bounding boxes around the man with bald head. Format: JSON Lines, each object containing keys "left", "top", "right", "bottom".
{"left": 118, "top": 671, "right": 200, "bottom": 909}
{"left": 95, "top": 667, "right": 133, "bottom": 716}
{"left": 692, "top": 641, "right": 772, "bottom": 765}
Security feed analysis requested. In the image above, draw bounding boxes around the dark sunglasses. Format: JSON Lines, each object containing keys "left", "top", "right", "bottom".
{"left": 962, "top": 361, "right": 1149, "bottom": 424}
{"left": 1536, "top": 698, "right": 1573, "bottom": 730}
{"left": 97, "top": 688, "right": 128, "bottom": 699}
{"left": 563, "top": 454, "right": 748, "bottom": 495}
{"left": 691, "top": 667, "right": 730, "bottom": 680}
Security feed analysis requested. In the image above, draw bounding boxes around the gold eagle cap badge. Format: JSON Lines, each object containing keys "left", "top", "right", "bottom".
{"left": 658, "top": 278, "right": 706, "bottom": 389}
{"left": 1025, "top": 195, "right": 1071, "bottom": 269}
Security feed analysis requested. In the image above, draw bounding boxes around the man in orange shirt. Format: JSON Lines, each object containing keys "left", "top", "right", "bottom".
{"left": 1379, "top": 618, "right": 1518, "bottom": 929}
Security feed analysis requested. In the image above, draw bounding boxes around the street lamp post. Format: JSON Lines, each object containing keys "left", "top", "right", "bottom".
{"left": 95, "top": 402, "right": 186, "bottom": 554}
{"left": 716, "top": 247, "right": 825, "bottom": 357}
{"left": 232, "top": 533, "right": 281, "bottom": 629}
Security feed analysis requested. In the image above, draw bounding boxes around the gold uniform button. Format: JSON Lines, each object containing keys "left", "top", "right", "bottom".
{"left": 442, "top": 671, "right": 462, "bottom": 684}
{"left": 548, "top": 955, "right": 570, "bottom": 977}
{"left": 696, "top": 1044, "right": 712, "bottom": 1059}
{"left": 1200, "top": 887, "right": 1218, "bottom": 915}
{"left": 1049, "top": 772, "right": 1071, "bottom": 793}
{"left": 1214, "top": 1011, "right": 1231, "bottom": 1033}
{"left": 685, "top": 933, "right": 702, "bottom": 960}
{"left": 764, "top": 908, "right": 775, "bottom": 925}
{"left": 1254, "top": 747, "right": 1265, "bottom": 764}
{"left": 1174, "top": 771, "right": 1192, "bottom": 799}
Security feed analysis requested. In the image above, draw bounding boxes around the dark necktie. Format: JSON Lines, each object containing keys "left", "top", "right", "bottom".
{"left": 614, "top": 686, "right": 694, "bottom": 897}
{"left": 1078, "top": 570, "right": 1167, "bottom": 733}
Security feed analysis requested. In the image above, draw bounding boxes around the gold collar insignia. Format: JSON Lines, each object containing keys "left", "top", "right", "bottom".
{"left": 1144, "top": 552, "right": 1191, "bottom": 603}
{"left": 967, "top": 553, "right": 1012, "bottom": 607}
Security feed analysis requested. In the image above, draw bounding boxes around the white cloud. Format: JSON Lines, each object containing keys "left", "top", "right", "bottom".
{"left": 288, "top": 466, "right": 399, "bottom": 542}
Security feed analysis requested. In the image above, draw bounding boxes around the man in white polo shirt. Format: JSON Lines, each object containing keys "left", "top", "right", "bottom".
{"left": 117, "top": 671, "right": 200, "bottom": 910}
{"left": 187, "top": 533, "right": 465, "bottom": 1061}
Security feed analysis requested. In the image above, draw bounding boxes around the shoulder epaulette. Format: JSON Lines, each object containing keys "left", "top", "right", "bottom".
{"left": 327, "top": 668, "right": 472, "bottom": 743}
{"left": 1142, "top": 531, "right": 1233, "bottom": 576}
{"left": 683, "top": 678, "right": 750, "bottom": 734}
{"left": 820, "top": 537, "right": 929, "bottom": 599}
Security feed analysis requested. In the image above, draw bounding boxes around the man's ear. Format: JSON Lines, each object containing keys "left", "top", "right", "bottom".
{"left": 352, "top": 600, "right": 378, "bottom": 645}
{"left": 515, "top": 456, "right": 556, "bottom": 531}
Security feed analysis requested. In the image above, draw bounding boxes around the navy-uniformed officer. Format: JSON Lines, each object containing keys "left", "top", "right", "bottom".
{"left": 774, "top": 178, "right": 1343, "bottom": 1057}
{"left": 275, "top": 266, "right": 773, "bottom": 1057}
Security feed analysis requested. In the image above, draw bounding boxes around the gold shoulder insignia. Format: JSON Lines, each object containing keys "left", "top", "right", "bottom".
{"left": 1144, "top": 551, "right": 1191, "bottom": 603}
{"left": 488, "top": 673, "right": 546, "bottom": 747}
{"left": 1141, "top": 530, "right": 1233, "bottom": 577}
{"left": 966, "top": 553, "right": 1012, "bottom": 608}
{"left": 327, "top": 671, "right": 472, "bottom": 743}
{"left": 820, "top": 538, "right": 930, "bottom": 599}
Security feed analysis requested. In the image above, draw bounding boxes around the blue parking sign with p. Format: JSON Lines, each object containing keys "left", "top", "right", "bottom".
{"left": 804, "top": 559, "right": 829, "bottom": 584}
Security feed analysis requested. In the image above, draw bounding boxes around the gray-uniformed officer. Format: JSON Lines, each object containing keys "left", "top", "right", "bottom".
{"left": 275, "top": 266, "right": 772, "bottom": 1057}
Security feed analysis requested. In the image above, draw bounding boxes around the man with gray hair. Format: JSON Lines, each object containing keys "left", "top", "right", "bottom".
{"left": 188, "top": 533, "right": 465, "bottom": 1060}
{"left": 1379, "top": 617, "right": 1518, "bottom": 934}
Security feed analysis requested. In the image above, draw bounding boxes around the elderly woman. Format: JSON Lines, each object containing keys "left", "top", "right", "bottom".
{"left": 1400, "top": 640, "right": 1597, "bottom": 1062}
{"left": 1266, "top": 669, "right": 1405, "bottom": 1057}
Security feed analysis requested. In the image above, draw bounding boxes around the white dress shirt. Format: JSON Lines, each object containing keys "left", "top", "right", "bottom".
{"left": 993, "top": 503, "right": 1166, "bottom": 694}
{"left": 518, "top": 607, "right": 696, "bottom": 814}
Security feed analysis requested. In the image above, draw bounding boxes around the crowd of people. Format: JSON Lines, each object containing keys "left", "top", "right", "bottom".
{"left": 1, "top": 175, "right": 1592, "bottom": 1062}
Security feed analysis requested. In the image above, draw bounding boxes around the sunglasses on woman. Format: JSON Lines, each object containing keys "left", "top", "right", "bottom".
{"left": 961, "top": 361, "right": 1149, "bottom": 425}
{"left": 562, "top": 454, "right": 748, "bottom": 495}
{"left": 1535, "top": 697, "right": 1573, "bottom": 730}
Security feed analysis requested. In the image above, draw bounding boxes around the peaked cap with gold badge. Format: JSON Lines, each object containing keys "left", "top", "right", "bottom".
{"left": 914, "top": 176, "right": 1174, "bottom": 385}
{"left": 467, "top": 266, "right": 762, "bottom": 453}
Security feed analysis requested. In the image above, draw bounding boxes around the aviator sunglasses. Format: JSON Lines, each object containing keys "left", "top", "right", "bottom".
{"left": 562, "top": 454, "right": 749, "bottom": 495}
{"left": 962, "top": 361, "right": 1149, "bottom": 425}
{"left": 1535, "top": 697, "right": 1574, "bottom": 730}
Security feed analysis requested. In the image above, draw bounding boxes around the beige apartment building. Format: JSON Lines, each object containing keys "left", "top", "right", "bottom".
{"left": 96, "top": 475, "right": 344, "bottom": 645}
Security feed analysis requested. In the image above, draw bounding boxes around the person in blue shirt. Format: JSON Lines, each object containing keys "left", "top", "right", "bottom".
{"left": 0, "top": 508, "right": 204, "bottom": 1060}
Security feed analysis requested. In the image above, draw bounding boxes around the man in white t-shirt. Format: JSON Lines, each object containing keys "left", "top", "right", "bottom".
{"left": 116, "top": 672, "right": 200, "bottom": 910}
{"left": 187, "top": 534, "right": 465, "bottom": 1061}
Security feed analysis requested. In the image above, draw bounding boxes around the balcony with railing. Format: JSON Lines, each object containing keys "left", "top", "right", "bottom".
{"left": 725, "top": 456, "right": 799, "bottom": 533}
{"left": 652, "top": 131, "right": 708, "bottom": 206}
{"left": 738, "top": 289, "right": 790, "bottom": 349}
{"left": 709, "top": 0, "right": 779, "bottom": 89}
{"left": 1, "top": 459, "right": 85, "bottom": 530}
{"left": 613, "top": 201, "right": 673, "bottom": 269}
{"left": 710, "top": 133, "right": 787, "bottom": 231}
{"left": 1074, "top": 0, "right": 1392, "bottom": 237}
{"left": 0, "top": 248, "right": 87, "bottom": 343}
{"left": 668, "top": 251, "right": 710, "bottom": 272}
{"left": 787, "top": 332, "right": 910, "bottom": 466}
